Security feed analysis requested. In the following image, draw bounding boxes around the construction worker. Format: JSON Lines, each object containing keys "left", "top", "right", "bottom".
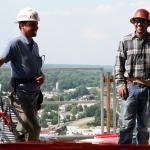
{"left": 114, "top": 9, "right": 150, "bottom": 144}
{"left": 0, "top": 8, "right": 44, "bottom": 141}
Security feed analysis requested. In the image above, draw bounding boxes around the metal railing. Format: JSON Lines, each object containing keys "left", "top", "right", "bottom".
{"left": 41, "top": 67, "right": 118, "bottom": 134}
{"left": 0, "top": 67, "right": 119, "bottom": 137}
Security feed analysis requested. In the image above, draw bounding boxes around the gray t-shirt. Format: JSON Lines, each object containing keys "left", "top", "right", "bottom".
{"left": 0, "top": 35, "right": 42, "bottom": 92}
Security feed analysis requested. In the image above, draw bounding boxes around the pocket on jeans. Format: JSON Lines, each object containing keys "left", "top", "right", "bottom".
{"left": 126, "top": 83, "right": 135, "bottom": 97}
{"left": 127, "top": 83, "right": 132, "bottom": 89}
{"left": 121, "top": 83, "right": 131, "bottom": 100}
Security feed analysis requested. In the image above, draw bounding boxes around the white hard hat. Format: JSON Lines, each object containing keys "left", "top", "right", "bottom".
{"left": 16, "top": 7, "right": 40, "bottom": 22}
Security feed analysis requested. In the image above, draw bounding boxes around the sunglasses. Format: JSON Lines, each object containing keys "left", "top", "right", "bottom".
{"left": 25, "top": 22, "right": 38, "bottom": 27}
{"left": 134, "top": 18, "right": 149, "bottom": 25}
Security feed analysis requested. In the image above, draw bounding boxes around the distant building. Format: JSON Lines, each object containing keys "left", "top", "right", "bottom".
{"left": 66, "top": 126, "right": 102, "bottom": 136}
{"left": 56, "top": 82, "right": 59, "bottom": 92}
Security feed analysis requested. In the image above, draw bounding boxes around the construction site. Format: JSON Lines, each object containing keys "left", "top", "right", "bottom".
{"left": 1, "top": 1, "right": 150, "bottom": 150}
{"left": 0, "top": 66, "right": 149, "bottom": 150}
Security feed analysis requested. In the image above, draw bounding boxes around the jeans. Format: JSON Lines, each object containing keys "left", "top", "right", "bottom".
{"left": 12, "top": 90, "right": 41, "bottom": 141}
{"left": 118, "top": 83, "right": 150, "bottom": 144}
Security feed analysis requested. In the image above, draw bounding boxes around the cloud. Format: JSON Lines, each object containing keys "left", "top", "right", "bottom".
{"left": 40, "top": 9, "right": 73, "bottom": 17}
{"left": 95, "top": 4, "right": 113, "bottom": 13}
{"left": 40, "top": 3, "right": 115, "bottom": 17}
{"left": 81, "top": 26, "right": 110, "bottom": 42}
{"left": 129, "top": 1, "right": 150, "bottom": 9}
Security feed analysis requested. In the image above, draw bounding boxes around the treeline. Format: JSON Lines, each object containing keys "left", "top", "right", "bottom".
{"left": 42, "top": 69, "right": 100, "bottom": 91}
{"left": 0, "top": 68, "right": 101, "bottom": 92}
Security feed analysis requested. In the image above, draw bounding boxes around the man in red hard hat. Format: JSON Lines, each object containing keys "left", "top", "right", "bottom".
{"left": 115, "top": 9, "right": 150, "bottom": 144}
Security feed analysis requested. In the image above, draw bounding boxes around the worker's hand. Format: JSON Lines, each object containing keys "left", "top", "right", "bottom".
{"left": 117, "top": 84, "right": 128, "bottom": 98}
{"left": 0, "top": 58, "right": 5, "bottom": 67}
{"left": 35, "top": 75, "right": 45, "bottom": 86}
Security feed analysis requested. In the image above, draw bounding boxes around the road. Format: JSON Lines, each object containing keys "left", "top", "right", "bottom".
{"left": 69, "top": 117, "right": 95, "bottom": 126}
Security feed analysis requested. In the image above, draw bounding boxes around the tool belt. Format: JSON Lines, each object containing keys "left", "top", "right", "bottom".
{"left": 9, "top": 78, "right": 36, "bottom": 92}
{"left": 11, "top": 77, "right": 36, "bottom": 85}
{"left": 9, "top": 77, "right": 43, "bottom": 110}
{"left": 127, "top": 78, "right": 150, "bottom": 87}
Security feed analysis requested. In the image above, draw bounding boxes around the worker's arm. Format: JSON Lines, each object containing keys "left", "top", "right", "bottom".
{"left": 0, "top": 41, "right": 12, "bottom": 67}
{"left": 114, "top": 41, "right": 127, "bottom": 98}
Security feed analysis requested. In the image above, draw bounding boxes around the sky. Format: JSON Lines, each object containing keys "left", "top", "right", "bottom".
{"left": 0, "top": 0, "right": 150, "bottom": 65}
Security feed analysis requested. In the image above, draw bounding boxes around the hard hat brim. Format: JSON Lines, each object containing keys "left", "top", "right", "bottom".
{"left": 130, "top": 17, "right": 150, "bottom": 26}
{"left": 15, "top": 19, "right": 40, "bottom": 23}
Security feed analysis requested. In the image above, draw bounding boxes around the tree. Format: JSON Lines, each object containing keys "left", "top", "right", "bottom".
{"left": 84, "top": 105, "right": 87, "bottom": 110}
{"left": 75, "top": 85, "right": 89, "bottom": 97}
{"left": 94, "top": 109, "right": 101, "bottom": 126}
{"left": 0, "top": 68, "right": 105, "bottom": 92}
{"left": 71, "top": 105, "right": 78, "bottom": 115}
{"left": 43, "top": 104, "right": 58, "bottom": 111}
{"left": 65, "top": 105, "right": 72, "bottom": 111}
{"left": 66, "top": 115, "right": 71, "bottom": 121}
{"left": 89, "top": 88, "right": 98, "bottom": 95}
{"left": 85, "top": 104, "right": 99, "bottom": 117}
{"left": 49, "top": 96, "right": 59, "bottom": 101}
{"left": 51, "top": 115, "right": 58, "bottom": 125}
{"left": 58, "top": 126, "right": 67, "bottom": 135}
{"left": 78, "top": 105, "right": 83, "bottom": 112}
{"left": 41, "top": 111, "right": 48, "bottom": 128}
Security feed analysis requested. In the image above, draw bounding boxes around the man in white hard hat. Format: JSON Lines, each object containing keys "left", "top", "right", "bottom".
{"left": 0, "top": 8, "right": 45, "bottom": 141}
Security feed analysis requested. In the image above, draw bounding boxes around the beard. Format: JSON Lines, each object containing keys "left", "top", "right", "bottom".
{"left": 29, "top": 30, "right": 37, "bottom": 37}
{"left": 136, "top": 25, "right": 147, "bottom": 34}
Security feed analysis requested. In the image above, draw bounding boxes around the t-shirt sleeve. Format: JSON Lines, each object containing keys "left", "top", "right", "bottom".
{"left": 0, "top": 41, "right": 14, "bottom": 63}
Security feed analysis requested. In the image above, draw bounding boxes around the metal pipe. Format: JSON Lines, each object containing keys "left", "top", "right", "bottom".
{"left": 106, "top": 72, "right": 110, "bottom": 133}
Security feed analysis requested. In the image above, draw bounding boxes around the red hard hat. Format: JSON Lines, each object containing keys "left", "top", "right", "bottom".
{"left": 130, "top": 9, "right": 150, "bottom": 24}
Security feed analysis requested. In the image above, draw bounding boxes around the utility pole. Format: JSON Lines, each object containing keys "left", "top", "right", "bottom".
{"left": 100, "top": 70, "right": 104, "bottom": 133}
{"left": 56, "top": 82, "right": 60, "bottom": 126}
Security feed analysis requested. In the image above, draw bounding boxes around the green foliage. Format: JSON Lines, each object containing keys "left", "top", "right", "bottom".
{"left": 94, "top": 108, "right": 101, "bottom": 126}
{"left": 41, "top": 69, "right": 100, "bottom": 91}
{"left": 76, "top": 85, "right": 89, "bottom": 97}
{"left": 51, "top": 114, "right": 58, "bottom": 125}
{"left": 49, "top": 96, "right": 59, "bottom": 101}
{"left": 78, "top": 105, "right": 83, "bottom": 112}
{"left": 41, "top": 110, "right": 48, "bottom": 128}
{"left": 65, "top": 105, "right": 72, "bottom": 112}
{"left": 85, "top": 104, "right": 100, "bottom": 117}
{"left": 65, "top": 104, "right": 83, "bottom": 115}
{"left": 78, "top": 113, "right": 86, "bottom": 119}
{"left": 0, "top": 68, "right": 102, "bottom": 92}
{"left": 0, "top": 68, "right": 113, "bottom": 128}
{"left": 58, "top": 126, "right": 67, "bottom": 135}
{"left": 91, "top": 88, "right": 97, "bottom": 94}
{"left": 43, "top": 104, "right": 58, "bottom": 111}
{"left": 41, "top": 104, "right": 58, "bottom": 127}
{"left": 63, "top": 86, "right": 89, "bottom": 100}
{"left": 93, "top": 108, "right": 115, "bottom": 127}
{"left": 84, "top": 105, "right": 87, "bottom": 109}
{"left": 71, "top": 105, "right": 78, "bottom": 115}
